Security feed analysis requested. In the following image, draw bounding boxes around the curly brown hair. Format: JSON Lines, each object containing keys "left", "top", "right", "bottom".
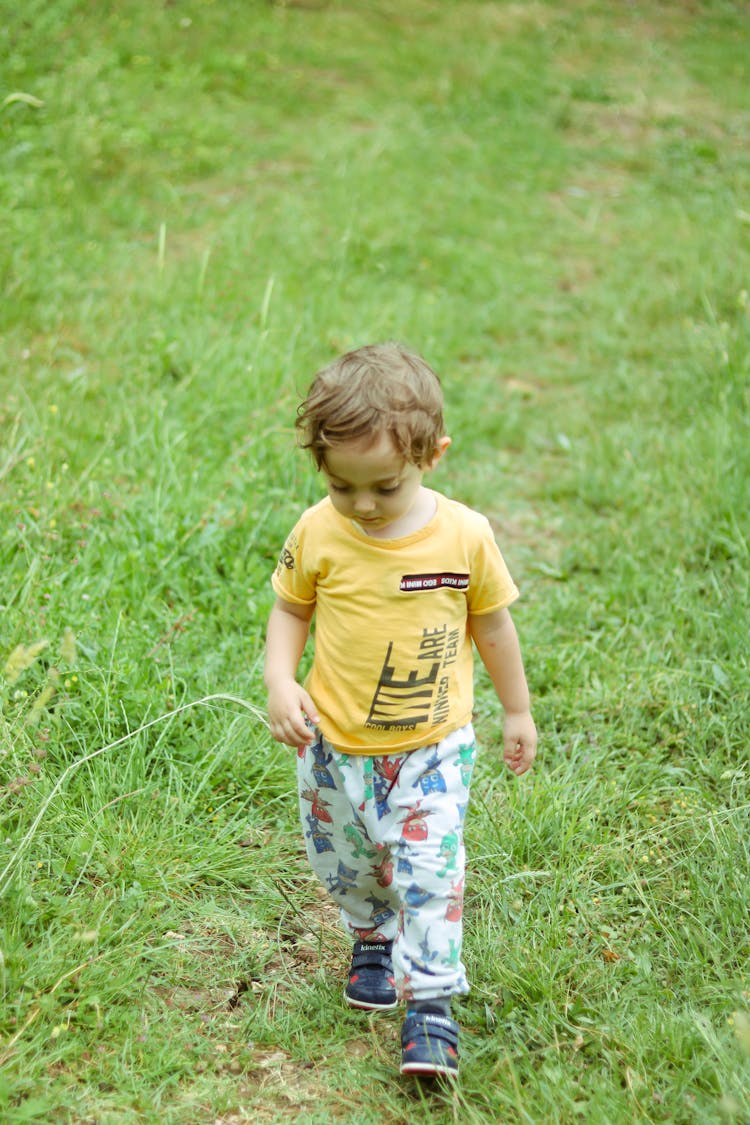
{"left": 296, "top": 343, "right": 445, "bottom": 469}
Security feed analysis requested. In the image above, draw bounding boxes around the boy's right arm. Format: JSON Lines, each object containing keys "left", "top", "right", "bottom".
{"left": 264, "top": 596, "right": 319, "bottom": 749}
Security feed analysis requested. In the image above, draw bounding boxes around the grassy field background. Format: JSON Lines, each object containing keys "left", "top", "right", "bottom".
{"left": 1, "top": 1, "right": 749, "bottom": 1121}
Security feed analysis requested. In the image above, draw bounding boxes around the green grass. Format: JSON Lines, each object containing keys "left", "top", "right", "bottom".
{"left": 2, "top": 0, "right": 749, "bottom": 1121}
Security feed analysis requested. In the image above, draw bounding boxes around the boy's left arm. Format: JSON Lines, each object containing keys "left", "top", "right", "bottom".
{"left": 469, "top": 607, "right": 537, "bottom": 775}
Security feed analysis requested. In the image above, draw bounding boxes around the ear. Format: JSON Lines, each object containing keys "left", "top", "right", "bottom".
{"left": 425, "top": 435, "right": 451, "bottom": 471}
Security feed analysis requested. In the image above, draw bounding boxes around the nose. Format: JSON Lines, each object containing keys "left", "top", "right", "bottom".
{"left": 353, "top": 491, "right": 376, "bottom": 514}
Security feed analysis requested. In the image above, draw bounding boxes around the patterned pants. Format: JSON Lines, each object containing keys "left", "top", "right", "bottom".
{"left": 297, "top": 723, "right": 476, "bottom": 1002}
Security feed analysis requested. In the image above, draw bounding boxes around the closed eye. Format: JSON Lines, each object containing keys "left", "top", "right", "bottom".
{"left": 327, "top": 482, "right": 402, "bottom": 495}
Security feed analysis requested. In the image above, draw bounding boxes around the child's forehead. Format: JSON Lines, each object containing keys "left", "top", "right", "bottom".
{"left": 322, "top": 433, "right": 409, "bottom": 483}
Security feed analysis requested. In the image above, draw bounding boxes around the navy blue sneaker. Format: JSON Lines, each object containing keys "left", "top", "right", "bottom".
{"left": 344, "top": 941, "right": 398, "bottom": 1011}
{"left": 400, "top": 1012, "right": 460, "bottom": 1077}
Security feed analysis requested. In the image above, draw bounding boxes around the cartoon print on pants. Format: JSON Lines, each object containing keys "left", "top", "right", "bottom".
{"left": 372, "top": 854, "right": 394, "bottom": 888}
{"left": 437, "top": 830, "right": 460, "bottom": 878}
{"left": 365, "top": 893, "right": 397, "bottom": 928}
{"left": 456, "top": 742, "right": 476, "bottom": 787}
{"left": 442, "top": 939, "right": 461, "bottom": 968}
{"left": 351, "top": 926, "right": 390, "bottom": 943}
{"left": 404, "top": 882, "right": 435, "bottom": 919}
{"left": 399, "top": 802, "right": 432, "bottom": 843}
{"left": 418, "top": 929, "right": 439, "bottom": 965}
{"left": 326, "top": 860, "right": 359, "bottom": 896}
{"left": 445, "top": 877, "right": 464, "bottom": 923}
{"left": 361, "top": 759, "right": 375, "bottom": 805}
{"left": 305, "top": 813, "right": 334, "bottom": 854}
{"left": 300, "top": 787, "right": 333, "bottom": 823}
{"left": 344, "top": 822, "right": 378, "bottom": 860}
{"left": 373, "top": 756, "right": 405, "bottom": 819}
{"left": 396, "top": 841, "right": 413, "bottom": 876}
{"left": 310, "top": 740, "right": 338, "bottom": 789}
{"left": 412, "top": 748, "right": 447, "bottom": 795}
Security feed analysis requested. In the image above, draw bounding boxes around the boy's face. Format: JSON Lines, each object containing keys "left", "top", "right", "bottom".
{"left": 322, "top": 432, "right": 443, "bottom": 536}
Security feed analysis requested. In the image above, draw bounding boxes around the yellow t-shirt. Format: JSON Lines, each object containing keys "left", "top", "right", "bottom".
{"left": 271, "top": 491, "right": 519, "bottom": 754}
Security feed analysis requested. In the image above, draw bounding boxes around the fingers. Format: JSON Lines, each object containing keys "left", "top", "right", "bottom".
{"left": 299, "top": 690, "right": 320, "bottom": 727}
{"left": 266, "top": 675, "right": 319, "bottom": 747}
{"left": 282, "top": 692, "right": 319, "bottom": 749}
{"left": 503, "top": 712, "right": 537, "bottom": 776}
{"left": 504, "top": 738, "right": 536, "bottom": 776}
{"left": 273, "top": 715, "right": 315, "bottom": 749}
{"left": 268, "top": 689, "right": 320, "bottom": 749}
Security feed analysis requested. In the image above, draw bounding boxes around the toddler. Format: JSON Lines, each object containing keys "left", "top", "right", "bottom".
{"left": 265, "top": 343, "right": 536, "bottom": 1078}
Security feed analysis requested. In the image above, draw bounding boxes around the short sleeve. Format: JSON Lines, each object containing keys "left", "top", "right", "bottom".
{"left": 271, "top": 518, "right": 318, "bottom": 606}
{"left": 466, "top": 517, "right": 519, "bottom": 615}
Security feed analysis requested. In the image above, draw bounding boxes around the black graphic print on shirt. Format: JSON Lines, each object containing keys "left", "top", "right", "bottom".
{"left": 365, "top": 624, "right": 461, "bottom": 732}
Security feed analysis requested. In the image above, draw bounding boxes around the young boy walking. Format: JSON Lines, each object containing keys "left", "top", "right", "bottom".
{"left": 265, "top": 343, "right": 536, "bottom": 1078}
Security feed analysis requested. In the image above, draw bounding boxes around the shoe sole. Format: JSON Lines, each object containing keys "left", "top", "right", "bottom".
{"left": 400, "top": 1062, "right": 459, "bottom": 1079}
{"left": 344, "top": 993, "right": 399, "bottom": 1012}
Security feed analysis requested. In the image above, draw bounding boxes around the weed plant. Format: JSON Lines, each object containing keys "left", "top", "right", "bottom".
{"left": 1, "top": 1, "right": 749, "bottom": 1122}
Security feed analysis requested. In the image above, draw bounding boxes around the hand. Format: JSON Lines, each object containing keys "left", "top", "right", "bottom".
{"left": 503, "top": 710, "right": 537, "bottom": 776}
{"left": 267, "top": 680, "right": 320, "bottom": 749}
